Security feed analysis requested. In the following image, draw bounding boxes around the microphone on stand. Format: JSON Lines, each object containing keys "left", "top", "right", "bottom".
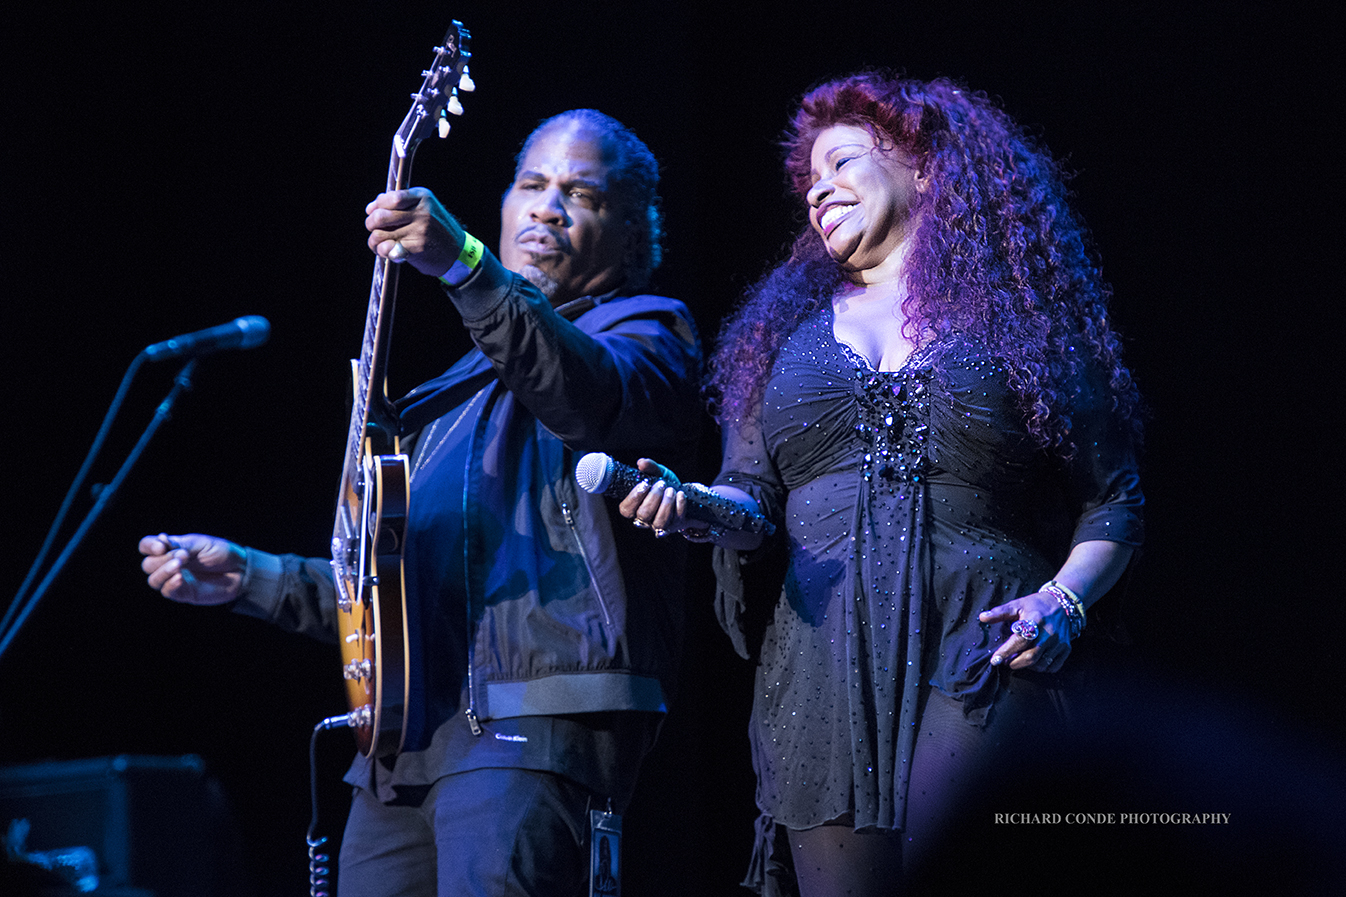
{"left": 574, "top": 452, "right": 774, "bottom": 536}
{"left": 144, "top": 316, "right": 271, "bottom": 361}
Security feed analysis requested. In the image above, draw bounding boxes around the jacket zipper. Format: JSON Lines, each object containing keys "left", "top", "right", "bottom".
{"left": 561, "top": 500, "right": 615, "bottom": 641}
{"left": 463, "top": 401, "right": 482, "bottom": 736}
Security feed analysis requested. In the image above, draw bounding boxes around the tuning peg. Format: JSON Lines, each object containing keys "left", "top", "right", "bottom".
{"left": 437, "top": 110, "right": 451, "bottom": 138}
{"left": 459, "top": 66, "right": 475, "bottom": 92}
{"left": 448, "top": 93, "right": 464, "bottom": 116}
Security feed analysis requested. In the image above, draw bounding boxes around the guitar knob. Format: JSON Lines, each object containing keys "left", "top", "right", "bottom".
{"left": 438, "top": 113, "right": 451, "bottom": 139}
{"left": 447, "top": 94, "right": 464, "bottom": 116}
{"left": 459, "top": 67, "right": 475, "bottom": 92}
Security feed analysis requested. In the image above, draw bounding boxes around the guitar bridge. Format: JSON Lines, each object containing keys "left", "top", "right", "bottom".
{"left": 329, "top": 558, "right": 354, "bottom": 613}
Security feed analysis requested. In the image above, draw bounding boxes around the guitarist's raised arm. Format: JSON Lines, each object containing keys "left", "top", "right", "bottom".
{"left": 365, "top": 187, "right": 469, "bottom": 281}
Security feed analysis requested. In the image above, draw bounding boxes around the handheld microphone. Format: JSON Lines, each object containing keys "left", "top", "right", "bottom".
{"left": 575, "top": 452, "right": 774, "bottom": 536}
{"left": 144, "top": 315, "right": 271, "bottom": 361}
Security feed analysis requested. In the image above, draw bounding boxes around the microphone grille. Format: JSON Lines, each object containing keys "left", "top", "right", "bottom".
{"left": 574, "top": 452, "right": 613, "bottom": 494}
{"left": 236, "top": 315, "right": 272, "bottom": 349}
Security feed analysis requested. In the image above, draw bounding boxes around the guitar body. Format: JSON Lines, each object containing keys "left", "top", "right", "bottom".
{"left": 332, "top": 367, "right": 411, "bottom": 756}
{"left": 329, "top": 22, "right": 473, "bottom": 757}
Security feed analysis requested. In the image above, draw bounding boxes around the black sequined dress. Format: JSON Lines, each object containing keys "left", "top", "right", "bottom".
{"left": 712, "top": 309, "right": 1144, "bottom": 838}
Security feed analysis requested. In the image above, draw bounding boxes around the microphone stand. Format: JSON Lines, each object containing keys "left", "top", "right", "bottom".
{"left": 0, "top": 356, "right": 198, "bottom": 662}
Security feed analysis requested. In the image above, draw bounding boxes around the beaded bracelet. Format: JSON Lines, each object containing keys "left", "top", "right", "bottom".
{"left": 1040, "top": 580, "right": 1086, "bottom": 639}
{"left": 1044, "top": 579, "right": 1085, "bottom": 617}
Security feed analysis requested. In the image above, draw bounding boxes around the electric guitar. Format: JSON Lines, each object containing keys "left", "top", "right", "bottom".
{"left": 330, "top": 21, "right": 474, "bottom": 757}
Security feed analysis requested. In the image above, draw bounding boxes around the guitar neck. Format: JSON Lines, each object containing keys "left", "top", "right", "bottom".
{"left": 344, "top": 22, "right": 470, "bottom": 466}
{"left": 352, "top": 147, "right": 414, "bottom": 448}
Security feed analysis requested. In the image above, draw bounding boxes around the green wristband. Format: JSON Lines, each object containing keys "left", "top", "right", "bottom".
{"left": 439, "top": 232, "right": 485, "bottom": 287}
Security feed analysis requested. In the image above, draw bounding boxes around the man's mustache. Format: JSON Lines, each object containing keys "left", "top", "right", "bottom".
{"left": 513, "top": 225, "right": 570, "bottom": 254}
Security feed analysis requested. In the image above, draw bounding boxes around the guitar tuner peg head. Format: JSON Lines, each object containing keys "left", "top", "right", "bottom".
{"left": 438, "top": 116, "right": 451, "bottom": 139}
{"left": 447, "top": 95, "right": 464, "bottom": 116}
{"left": 459, "top": 70, "right": 475, "bottom": 92}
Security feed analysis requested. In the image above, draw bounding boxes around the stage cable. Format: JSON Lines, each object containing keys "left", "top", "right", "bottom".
{"left": 308, "top": 713, "right": 354, "bottom": 897}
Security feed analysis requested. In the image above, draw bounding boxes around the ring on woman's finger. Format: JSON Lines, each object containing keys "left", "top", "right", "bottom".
{"left": 1010, "top": 619, "right": 1040, "bottom": 642}
{"left": 632, "top": 518, "right": 652, "bottom": 529}
{"left": 388, "top": 241, "right": 408, "bottom": 262}
{"left": 653, "top": 528, "right": 667, "bottom": 538}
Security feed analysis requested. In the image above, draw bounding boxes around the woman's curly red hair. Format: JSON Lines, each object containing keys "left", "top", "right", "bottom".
{"left": 708, "top": 71, "right": 1141, "bottom": 454}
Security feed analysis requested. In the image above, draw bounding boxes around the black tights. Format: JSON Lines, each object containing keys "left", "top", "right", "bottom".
{"left": 786, "top": 679, "right": 1053, "bottom": 897}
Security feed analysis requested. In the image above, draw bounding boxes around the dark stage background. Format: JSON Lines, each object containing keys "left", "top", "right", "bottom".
{"left": 3, "top": 2, "right": 1340, "bottom": 895}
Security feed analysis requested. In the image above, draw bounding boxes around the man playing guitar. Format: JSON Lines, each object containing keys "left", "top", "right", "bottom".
{"left": 140, "top": 106, "right": 700, "bottom": 897}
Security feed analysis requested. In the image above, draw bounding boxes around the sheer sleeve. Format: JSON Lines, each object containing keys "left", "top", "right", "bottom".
{"left": 711, "top": 409, "right": 788, "bottom": 659}
{"left": 1063, "top": 368, "right": 1145, "bottom": 549}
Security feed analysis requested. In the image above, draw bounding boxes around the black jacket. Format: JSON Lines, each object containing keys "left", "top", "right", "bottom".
{"left": 234, "top": 250, "right": 702, "bottom": 748}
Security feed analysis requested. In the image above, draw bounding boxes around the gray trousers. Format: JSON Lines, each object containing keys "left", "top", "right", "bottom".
{"left": 337, "top": 767, "right": 594, "bottom": 897}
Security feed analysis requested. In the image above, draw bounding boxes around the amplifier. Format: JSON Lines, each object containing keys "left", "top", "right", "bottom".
{"left": 0, "top": 755, "right": 250, "bottom": 897}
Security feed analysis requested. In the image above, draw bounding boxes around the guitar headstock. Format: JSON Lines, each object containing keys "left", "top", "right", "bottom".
{"left": 393, "top": 20, "right": 474, "bottom": 159}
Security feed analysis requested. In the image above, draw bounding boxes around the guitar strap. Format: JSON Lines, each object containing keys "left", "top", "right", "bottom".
{"left": 394, "top": 361, "right": 497, "bottom": 436}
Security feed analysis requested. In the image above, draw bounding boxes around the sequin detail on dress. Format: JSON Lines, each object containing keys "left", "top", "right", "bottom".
{"left": 841, "top": 340, "right": 938, "bottom": 496}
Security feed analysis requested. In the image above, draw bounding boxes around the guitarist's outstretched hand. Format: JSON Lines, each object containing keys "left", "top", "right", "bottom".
{"left": 365, "top": 187, "right": 467, "bottom": 278}
{"left": 138, "top": 533, "right": 246, "bottom": 606}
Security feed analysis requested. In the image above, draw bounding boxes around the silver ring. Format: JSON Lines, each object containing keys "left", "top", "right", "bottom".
{"left": 388, "top": 241, "right": 408, "bottom": 262}
{"left": 653, "top": 528, "right": 667, "bottom": 538}
{"left": 632, "top": 518, "right": 651, "bottom": 530}
{"left": 1011, "top": 619, "right": 1040, "bottom": 642}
